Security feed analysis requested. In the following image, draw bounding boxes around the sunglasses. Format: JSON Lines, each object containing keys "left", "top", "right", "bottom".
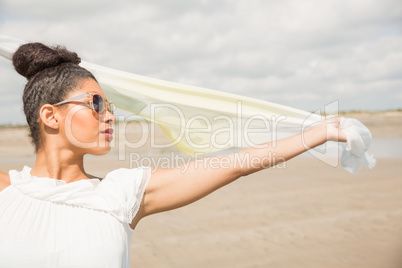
{"left": 53, "top": 92, "right": 115, "bottom": 115}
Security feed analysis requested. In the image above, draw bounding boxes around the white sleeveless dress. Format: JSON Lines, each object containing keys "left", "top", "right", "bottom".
{"left": 0, "top": 166, "right": 151, "bottom": 268}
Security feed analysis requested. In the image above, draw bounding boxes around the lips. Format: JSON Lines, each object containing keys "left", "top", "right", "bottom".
{"left": 101, "top": 128, "right": 114, "bottom": 141}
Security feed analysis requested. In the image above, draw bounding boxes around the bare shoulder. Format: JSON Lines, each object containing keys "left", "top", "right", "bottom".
{"left": 0, "top": 171, "right": 11, "bottom": 191}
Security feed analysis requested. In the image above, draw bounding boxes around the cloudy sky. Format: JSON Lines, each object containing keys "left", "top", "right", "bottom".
{"left": 0, "top": 0, "right": 401, "bottom": 125}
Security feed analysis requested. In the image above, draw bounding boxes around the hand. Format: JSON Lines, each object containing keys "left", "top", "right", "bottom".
{"left": 321, "top": 116, "right": 347, "bottom": 142}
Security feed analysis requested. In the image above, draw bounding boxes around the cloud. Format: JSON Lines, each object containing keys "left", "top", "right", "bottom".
{"left": 0, "top": 0, "right": 401, "bottom": 124}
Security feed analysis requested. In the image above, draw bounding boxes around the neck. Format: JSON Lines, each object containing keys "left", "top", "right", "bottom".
{"left": 31, "top": 145, "right": 89, "bottom": 183}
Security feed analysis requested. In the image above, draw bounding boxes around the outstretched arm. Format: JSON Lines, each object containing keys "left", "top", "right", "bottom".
{"left": 132, "top": 117, "right": 346, "bottom": 226}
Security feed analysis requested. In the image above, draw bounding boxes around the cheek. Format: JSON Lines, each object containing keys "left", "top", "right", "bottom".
{"left": 63, "top": 108, "right": 100, "bottom": 146}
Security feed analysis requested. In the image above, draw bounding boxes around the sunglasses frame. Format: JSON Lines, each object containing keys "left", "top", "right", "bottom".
{"left": 53, "top": 92, "right": 115, "bottom": 115}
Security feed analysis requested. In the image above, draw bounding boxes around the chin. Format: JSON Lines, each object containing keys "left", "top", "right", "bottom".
{"left": 87, "top": 145, "right": 112, "bottom": 156}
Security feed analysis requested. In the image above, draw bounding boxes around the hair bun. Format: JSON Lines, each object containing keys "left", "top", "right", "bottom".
{"left": 12, "top": 42, "right": 81, "bottom": 79}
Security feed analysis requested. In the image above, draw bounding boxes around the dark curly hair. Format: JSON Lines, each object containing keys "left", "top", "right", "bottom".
{"left": 12, "top": 42, "right": 97, "bottom": 152}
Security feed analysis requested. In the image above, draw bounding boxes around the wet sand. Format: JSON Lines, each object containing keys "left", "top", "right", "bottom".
{"left": 1, "top": 111, "right": 401, "bottom": 268}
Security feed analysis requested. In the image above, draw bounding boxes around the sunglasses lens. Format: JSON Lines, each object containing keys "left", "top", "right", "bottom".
{"left": 92, "top": 94, "right": 104, "bottom": 114}
{"left": 108, "top": 103, "right": 115, "bottom": 114}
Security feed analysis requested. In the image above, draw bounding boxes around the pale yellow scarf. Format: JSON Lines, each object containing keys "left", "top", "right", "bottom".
{"left": 0, "top": 35, "right": 375, "bottom": 173}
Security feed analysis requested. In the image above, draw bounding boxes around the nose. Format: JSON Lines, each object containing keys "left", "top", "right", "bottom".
{"left": 103, "top": 110, "right": 116, "bottom": 125}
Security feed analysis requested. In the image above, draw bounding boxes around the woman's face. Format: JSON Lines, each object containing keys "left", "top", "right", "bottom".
{"left": 59, "top": 78, "right": 115, "bottom": 156}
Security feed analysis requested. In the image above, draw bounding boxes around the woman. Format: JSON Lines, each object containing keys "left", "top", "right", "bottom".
{"left": 0, "top": 42, "right": 347, "bottom": 267}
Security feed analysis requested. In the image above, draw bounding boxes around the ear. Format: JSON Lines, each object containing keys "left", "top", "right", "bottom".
{"left": 39, "top": 104, "right": 61, "bottom": 129}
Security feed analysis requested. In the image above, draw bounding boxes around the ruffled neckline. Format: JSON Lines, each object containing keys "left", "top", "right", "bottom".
{"left": 8, "top": 166, "right": 149, "bottom": 224}
{"left": 9, "top": 166, "right": 106, "bottom": 209}
{"left": 21, "top": 166, "right": 101, "bottom": 186}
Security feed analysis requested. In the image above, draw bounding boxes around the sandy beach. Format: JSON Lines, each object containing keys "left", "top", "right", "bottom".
{"left": 1, "top": 111, "right": 401, "bottom": 268}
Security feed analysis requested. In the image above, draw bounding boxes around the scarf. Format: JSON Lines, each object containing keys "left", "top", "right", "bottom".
{"left": 0, "top": 35, "right": 375, "bottom": 173}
